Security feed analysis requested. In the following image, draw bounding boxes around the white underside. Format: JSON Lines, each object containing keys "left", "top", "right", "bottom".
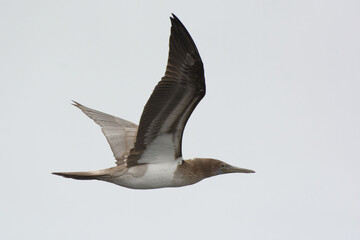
{"left": 105, "top": 134, "right": 183, "bottom": 189}
{"left": 108, "top": 161, "right": 181, "bottom": 189}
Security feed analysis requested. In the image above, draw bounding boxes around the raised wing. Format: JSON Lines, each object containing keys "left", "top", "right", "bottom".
{"left": 127, "top": 14, "right": 205, "bottom": 166}
{"left": 73, "top": 101, "right": 138, "bottom": 164}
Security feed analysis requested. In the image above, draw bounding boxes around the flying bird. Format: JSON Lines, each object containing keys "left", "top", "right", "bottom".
{"left": 53, "top": 14, "right": 255, "bottom": 189}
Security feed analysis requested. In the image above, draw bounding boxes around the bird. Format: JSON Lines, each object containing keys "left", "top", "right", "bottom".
{"left": 53, "top": 14, "right": 255, "bottom": 189}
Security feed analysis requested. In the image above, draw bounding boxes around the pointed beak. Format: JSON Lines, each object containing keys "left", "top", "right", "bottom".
{"left": 223, "top": 165, "right": 255, "bottom": 174}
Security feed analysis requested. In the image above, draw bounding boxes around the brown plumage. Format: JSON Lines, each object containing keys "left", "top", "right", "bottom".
{"left": 53, "top": 14, "right": 255, "bottom": 189}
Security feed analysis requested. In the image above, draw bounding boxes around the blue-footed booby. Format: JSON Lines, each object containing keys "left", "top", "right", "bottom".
{"left": 53, "top": 14, "right": 255, "bottom": 189}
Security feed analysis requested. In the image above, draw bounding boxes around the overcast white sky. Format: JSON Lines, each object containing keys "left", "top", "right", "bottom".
{"left": 1, "top": 1, "right": 359, "bottom": 239}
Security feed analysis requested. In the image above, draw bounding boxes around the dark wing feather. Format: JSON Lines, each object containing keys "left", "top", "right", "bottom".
{"left": 127, "top": 14, "right": 205, "bottom": 166}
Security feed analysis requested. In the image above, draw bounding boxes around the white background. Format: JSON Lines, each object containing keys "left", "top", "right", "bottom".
{"left": 1, "top": 1, "right": 359, "bottom": 239}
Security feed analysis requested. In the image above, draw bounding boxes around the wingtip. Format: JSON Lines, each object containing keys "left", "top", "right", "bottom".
{"left": 170, "top": 13, "right": 178, "bottom": 20}
{"left": 71, "top": 100, "right": 82, "bottom": 108}
{"left": 170, "top": 13, "right": 181, "bottom": 25}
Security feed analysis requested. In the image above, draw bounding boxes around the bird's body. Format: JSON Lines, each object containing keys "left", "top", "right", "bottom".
{"left": 53, "top": 14, "right": 255, "bottom": 189}
{"left": 95, "top": 161, "right": 181, "bottom": 189}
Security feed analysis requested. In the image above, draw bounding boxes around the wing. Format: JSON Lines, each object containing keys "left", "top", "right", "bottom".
{"left": 73, "top": 101, "right": 138, "bottom": 165}
{"left": 127, "top": 14, "right": 205, "bottom": 166}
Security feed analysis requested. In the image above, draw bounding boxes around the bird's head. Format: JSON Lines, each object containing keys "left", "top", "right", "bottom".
{"left": 190, "top": 158, "right": 255, "bottom": 178}
{"left": 211, "top": 159, "right": 255, "bottom": 175}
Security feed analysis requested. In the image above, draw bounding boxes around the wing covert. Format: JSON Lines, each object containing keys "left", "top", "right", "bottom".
{"left": 73, "top": 101, "right": 138, "bottom": 164}
{"left": 128, "top": 14, "right": 205, "bottom": 166}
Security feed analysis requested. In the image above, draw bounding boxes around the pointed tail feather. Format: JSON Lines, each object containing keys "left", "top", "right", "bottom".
{"left": 52, "top": 171, "right": 108, "bottom": 180}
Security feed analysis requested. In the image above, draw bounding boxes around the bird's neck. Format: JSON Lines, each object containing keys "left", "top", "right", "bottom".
{"left": 173, "top": 158, "right": 216, "bottom": 186}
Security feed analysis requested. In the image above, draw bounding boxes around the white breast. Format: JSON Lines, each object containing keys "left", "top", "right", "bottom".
{"left": 110, "top": 161, "right": 181, "bottom": 189}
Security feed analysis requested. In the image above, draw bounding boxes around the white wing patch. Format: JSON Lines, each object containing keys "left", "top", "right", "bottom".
{"left": 139, "top": 134, "right": 180, "bottom": 164}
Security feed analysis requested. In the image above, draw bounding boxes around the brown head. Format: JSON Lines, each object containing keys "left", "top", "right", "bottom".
{"left": 175, "top": 158, "right": 255, "bottom": 186}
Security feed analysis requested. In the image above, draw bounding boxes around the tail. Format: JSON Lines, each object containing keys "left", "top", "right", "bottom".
{"left": 52, "top": 170, "right": 109, "bottom": 180}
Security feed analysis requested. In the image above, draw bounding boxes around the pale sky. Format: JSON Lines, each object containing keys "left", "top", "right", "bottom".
{"left": 1, "top": 1, "right": 359, "bottom": 239}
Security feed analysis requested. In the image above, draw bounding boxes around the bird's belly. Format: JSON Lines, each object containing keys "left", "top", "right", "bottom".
{"left": 109, "top": 162, "right": 180, "bottom": 189}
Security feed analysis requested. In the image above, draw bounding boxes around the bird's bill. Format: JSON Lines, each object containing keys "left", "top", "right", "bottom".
{"left": 224, "top": 165, "right": 255, "bottom": 174}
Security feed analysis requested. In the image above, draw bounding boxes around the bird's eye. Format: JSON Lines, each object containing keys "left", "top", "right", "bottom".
{"left": 220, "top": 164, "right": 225, "bottom": 168}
